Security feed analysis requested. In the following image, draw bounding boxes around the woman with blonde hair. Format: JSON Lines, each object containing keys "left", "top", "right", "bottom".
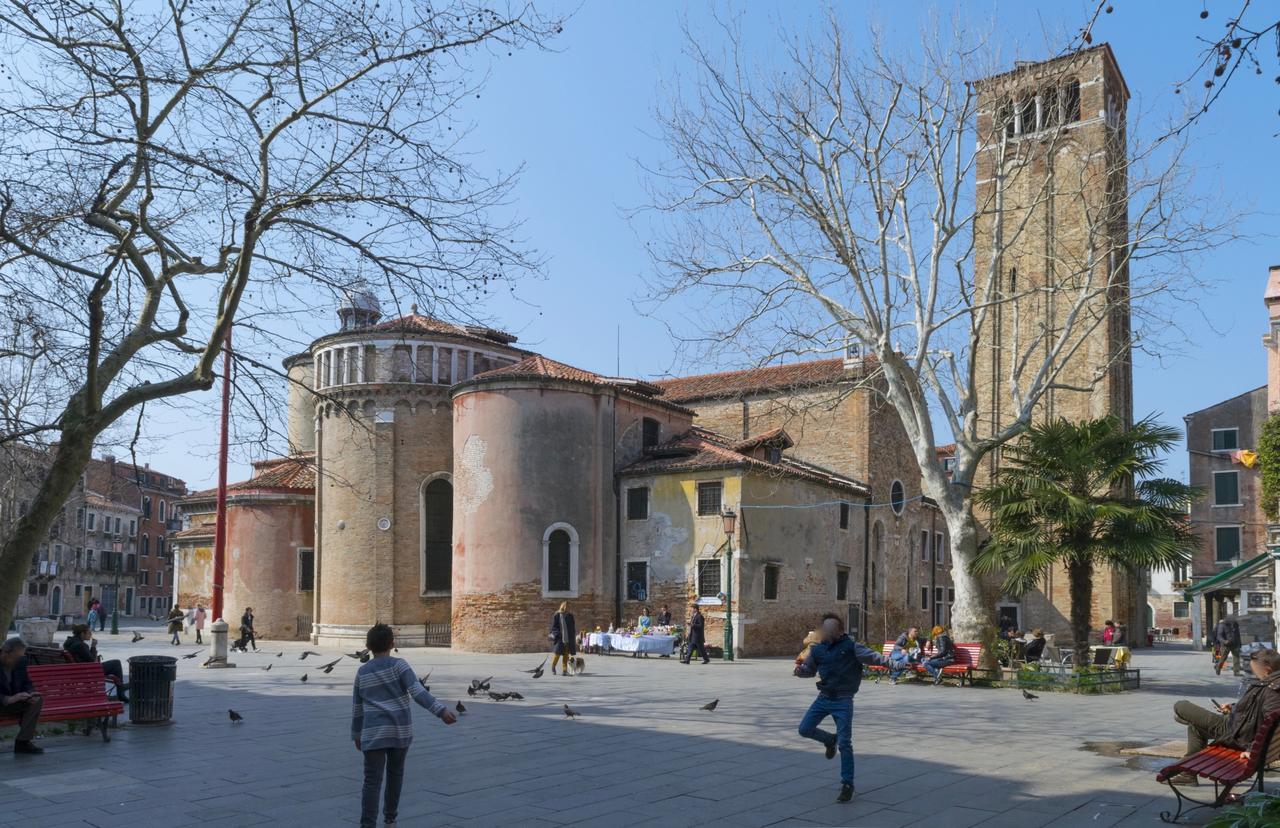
{"left": 922, "top": 624, "right": 955, "bottom": 686}
{"left": 549, "top": 602, "right": 577, "bottom": 676}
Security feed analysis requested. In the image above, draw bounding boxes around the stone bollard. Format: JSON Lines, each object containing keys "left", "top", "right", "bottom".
{"left": 204, "top": 619, "right": 236, "bottom": 668}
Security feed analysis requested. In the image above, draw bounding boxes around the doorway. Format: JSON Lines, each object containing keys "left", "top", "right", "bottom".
{"left": 421, "top": 478, "right": 453, "bottom": 593}
{"left": 51, "top": 585, "right": 61, "bottom": 615}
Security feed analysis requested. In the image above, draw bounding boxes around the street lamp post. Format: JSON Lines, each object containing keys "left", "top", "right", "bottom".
{"left": 110, "top": 540, "right": 122, "bottom": 635}
{"left": 722, "top": 509, "right": 737, "bottom": 662}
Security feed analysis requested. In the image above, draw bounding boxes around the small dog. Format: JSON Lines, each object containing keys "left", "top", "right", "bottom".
{"left": 570, "top": 656, "right": 586, "bottom": 676}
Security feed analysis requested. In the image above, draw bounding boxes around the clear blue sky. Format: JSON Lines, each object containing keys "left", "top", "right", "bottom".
{"left": 142, "top": 1, "right": 1279, "bottom": 489}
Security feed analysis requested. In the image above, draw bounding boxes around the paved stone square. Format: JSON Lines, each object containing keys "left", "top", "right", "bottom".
{"left": 0, "top": 626, "right": 1253, "bottom": 827}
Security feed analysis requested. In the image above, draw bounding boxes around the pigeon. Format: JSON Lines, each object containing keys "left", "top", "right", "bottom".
{"left": 183, "top": 650, "right": 202, "bottom": 659}
{"left": 466, "top": 686, "right": 478, "bottom": 697}
{"left": 456, "top": 701, "right": 466, "bottom": 714}
{"left": 131, "top": 632, "right": 144, "bottom": 643}
{"left": 522, "top": 657, "right": 548, "bottom": 675}
{"left": 421, "top": 670, "right": 431, "bottom": 683}
{"left": 531, "top": 665, "right": 544, "bottom": 679}
{"left": 1021, "top": 689, "right": 1038, "bottom": 701}
{"left": 300, "top": 673, "right": 309, "bottom": 683}
{"left": 507, "top": 691, "right": 524, "bottom": 700}
{"left": 700, "top": 699, "right": 719, "bottom": 711}
{"left": 228, "top": 709, "right": 243, "bottom": 723}
{"left": 347, "top": 648, "right": 371, "bottom": 662}
{"left": 262, "top": 664, "right": 272, "bottom": 672}
{"left": 469, "top": 677, "right": 493, "bottom": 691}
{"left": 300, "top": 651, "right": 322, "bottom": 660}
{"left": 202, "top": 656, "right": 216, "bottom": 667}
{"left": 488, "top": 691, "right": 506, "bottom": 701}
{"left": 320, "top": 658, "right": 342, "bottom": 674}
{"left": 276, "top": 652, "right": 283, "bottom": 658}
{"left": 563, "top": 704, "right": 579, "bottom": 719}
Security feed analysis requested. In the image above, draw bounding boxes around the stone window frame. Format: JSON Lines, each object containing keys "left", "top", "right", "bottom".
{"left": 889, "top": 480, "right": 906, "bottom": 516}
{"left": 1210, "top": 427, "right": 1239, "bottom": 452}
{"left": 419, "top": 472, "right": 453, "bottom": 597}
{"left": 297, "top": 546, "right": 315, "bottom": 593}
{"left": 763, "top": 563, "right": 781, "bottom": 602}
{"left": 1212, "top": 470, "right": 1241, "bottom": 507}
{"left": 541, "top": 521, "right": 580, "bottom": 599}
{"left": 1214, "top": 524, "right": 1242, "bottom": 563}
{"left": 695, "top": 557, "right": 722, "bottom": 602}
{"left": 623, "top": 557, "right": 650, "bottom": 603}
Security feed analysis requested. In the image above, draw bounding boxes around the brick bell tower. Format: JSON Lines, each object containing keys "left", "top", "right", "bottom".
{"left": 971, "top": 46, "right": 1141, "bottom": 642}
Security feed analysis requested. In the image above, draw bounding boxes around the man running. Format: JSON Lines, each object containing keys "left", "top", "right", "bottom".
{"left": 794, "top": 612, "right": 889, "bottom": 803}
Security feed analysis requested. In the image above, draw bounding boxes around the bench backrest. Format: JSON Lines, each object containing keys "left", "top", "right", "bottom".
{"left": 1247, "top": 710, "right": 1280, "bottom": 772}
{"left": 23, "top": 646, "right": 69, "bottom": 666}
{"left": 952, "top": 643, "right": 983, "bottom": 667}
{"left": 28, "top": 663, "right": 112, "bottom": 703}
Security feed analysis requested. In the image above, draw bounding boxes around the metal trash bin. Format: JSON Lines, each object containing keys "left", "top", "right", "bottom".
{"left": 128, "top": 655, "right": 177, "bottom": 724}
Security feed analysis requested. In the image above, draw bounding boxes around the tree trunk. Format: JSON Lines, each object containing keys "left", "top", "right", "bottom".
{"left": 1068, "top": 557, "right": 1094, "bottom": 669}
{"left": 941, "top": 503, "right": 994, "bottom": 646}
{"left": 0, "top": 425, "right": 98, "bottom": 633}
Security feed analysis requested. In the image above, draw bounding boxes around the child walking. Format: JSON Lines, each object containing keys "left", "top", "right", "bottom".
{"left": 351, "top": 624, "right": 456, "bottom": 828}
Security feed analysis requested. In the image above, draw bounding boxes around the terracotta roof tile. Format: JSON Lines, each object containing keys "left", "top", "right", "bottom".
{"left": 653, "top": 356, "right": 876, "bottom": 403}
{"left": 369, "top": 314, "right": 519, "bottom": 346}
{"left": 184, "top": 454, "right": 315, "bottom": 500}
{"left": 935, "top": 444, "right": 956, "bottom": 457}
{"left": 732, "top": 427, "right": 794, "bottom": 453}
{"left": 620, "top": 427, "right": 868, "bottom": 495}
{"left": 465, "top": 355, "right": 690, "bottom": 413}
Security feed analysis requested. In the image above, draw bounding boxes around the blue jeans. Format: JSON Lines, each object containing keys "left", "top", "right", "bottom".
{"left": 361, "top": 747, "right": 408, "bottom": 828}
{"left": 888, "top": 652, "right": 914, "bottom": 680}
{"left": 798, "top": 695, "right": 854, "bottom": 784}
{"left": 923, "top": 656, "right": 952, "bottom": 680}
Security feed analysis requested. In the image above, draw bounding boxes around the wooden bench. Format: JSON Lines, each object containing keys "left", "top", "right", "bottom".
{"left": 866, "top": 641, "right": 983, "bottom": 686}
{"left": 0, "top": 663, "right": 125, "bottom": 742}
{"left": 1155, "top": 710, "right": 1280, "bottom": 823}
{"left": 23, "top": 646, "right": 125, "bottom": 701}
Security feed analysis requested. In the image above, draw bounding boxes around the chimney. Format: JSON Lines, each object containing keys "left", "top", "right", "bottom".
{"left": 1263, "top": 266, "right": 1280, "bottom": 414}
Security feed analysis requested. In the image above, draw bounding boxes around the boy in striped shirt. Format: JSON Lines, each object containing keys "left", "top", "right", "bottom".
{"left": 352, "top": 624, "right": 456, "bottom": 828}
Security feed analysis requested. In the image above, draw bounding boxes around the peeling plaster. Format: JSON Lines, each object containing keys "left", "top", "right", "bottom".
{"left": 644, "top": 512, "right": 688, "bottom": 580}
{"left": 457, "top": 434, "right": 493, "bottom": 516}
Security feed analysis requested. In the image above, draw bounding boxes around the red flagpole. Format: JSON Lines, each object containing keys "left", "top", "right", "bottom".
{"left": 212, "top": 327, "right": 231, "bottom": 622}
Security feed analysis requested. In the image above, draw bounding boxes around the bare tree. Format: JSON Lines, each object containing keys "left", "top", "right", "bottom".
{"left": 644, "top": 16, "right": 1226, "bottom": 643}
{"left": 0, "top": 0, "right": 561, "bottom": 631}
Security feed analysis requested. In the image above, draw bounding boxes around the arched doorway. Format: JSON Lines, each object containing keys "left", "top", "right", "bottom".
{"left": 421, "top": 478, "right": 453, "bottom": 593}
{"left": 50, "top": 585, "right": 61, "bottom": 615}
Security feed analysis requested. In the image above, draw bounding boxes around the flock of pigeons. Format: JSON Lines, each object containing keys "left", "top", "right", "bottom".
{"left": 218, "top": 651, "right": 722, "bottom": 724}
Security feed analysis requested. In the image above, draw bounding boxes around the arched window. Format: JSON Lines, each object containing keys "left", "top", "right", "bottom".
{"left": 542, "top": 522, "right": 579, "bottom": 598}
{"left": 159, "top": 501, "right": 166, "bottom": 522}
{"left": 420, "top": 476, "right": 453, "bottom": 594}
{"left": 890, "top": 480, "right": 906, "bottom": 515}
{"left": 142, "top": 497, "right": 151, "bottom": 519}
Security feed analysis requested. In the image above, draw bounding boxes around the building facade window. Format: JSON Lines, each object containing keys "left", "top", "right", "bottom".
{"left": 297, "top": 547, "right": 315, "bottom": 592}
{"left": 626, "top": 487, "right": 650, "bottom": 520}
{"left": 420, "top": 477, "right": 453, "bottom": 594}
{"left": 921, "top": 529, "right": 931, "bottom": 562}
{"left": 836, "top": 566, "right": 850, "bottom": 602}
{"left": 625, "top": 560, "right": 649, "bottom": 602}
{"left": 1211, "top": 428, "right": 1239, "bottom": 452}
{"left": 142, "top": 497, "right": 151, "bottom": 518}
{"left": 142, "top": 535, "right": 150, "bottom": 556}
{"left": 764, "top": 564, "right": 780, "bottom": 601}
{"left": 696, "top": 481, "right": 723, "bottom": 516}
{"left": 934, "top": 532, "right": 946, "bottom": 566}
{"left": 890, "top": 480, "right": 906, "bottom": 515}
{"left": 87, "top": 512, "right": 96, "bottom": 531}
{"left": 697, "top": 558, "right": 722, "bottom": 599}
{"left": 1215, "top": 525, "right": 1242, "bottom": 563}
{"left": 76, "top": 508, "right": 85, "bottom": 529}
{"left": 839, "top": 502, "right": 849, "bottom": 530}
{"left": 159, "top": 501, "right": 166, "bottom": 522}
{"left": 156, "top": 570, "right": 163, "bottom": 588}
{"left": 1213, "top": 471, "right": 1241, "bottom": 506}
{"left": 642, "top": 418, "right": 661, "bottom": 450}
{"left": 920, "top": 586, "right": 930, "bottom": 610}
{"left": 542, "top": 522, "right": 579, "bottom": 598}
{"left": 1173, "top": 601, "right": 1189, "bottom": 619}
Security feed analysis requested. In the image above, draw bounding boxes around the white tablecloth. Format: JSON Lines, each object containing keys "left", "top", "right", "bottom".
{"left": 589, "top": 633, "right": 678, "bottom": 654}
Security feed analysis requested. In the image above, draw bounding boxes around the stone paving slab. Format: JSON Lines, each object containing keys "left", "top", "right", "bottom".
{"left": 0, "top": 625, "right": 1247, "bottom": 826}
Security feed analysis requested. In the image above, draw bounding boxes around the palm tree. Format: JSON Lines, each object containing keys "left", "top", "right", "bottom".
{"left": 972, "top": 416, "right": 1197, "bottom": 668}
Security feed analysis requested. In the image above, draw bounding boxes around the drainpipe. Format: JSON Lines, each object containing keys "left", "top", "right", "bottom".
{"left": 612, "top": 392, "right": 622, "bottom": 629}
{"left": 862, "top": 491, "right": 871, "bottom": 638}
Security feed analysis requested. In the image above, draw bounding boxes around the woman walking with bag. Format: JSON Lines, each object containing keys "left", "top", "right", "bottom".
{"left": 549, "top": 602, "right": 577, "bottom": 676}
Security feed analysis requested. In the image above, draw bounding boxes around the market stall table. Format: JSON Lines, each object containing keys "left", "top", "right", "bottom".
{"left": 592, "top": 633, "right": 678, "bottom": 655}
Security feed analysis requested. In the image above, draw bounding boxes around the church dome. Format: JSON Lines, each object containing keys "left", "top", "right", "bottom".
{"left": 336, "top": 287, "right": 382, "bottom": 330}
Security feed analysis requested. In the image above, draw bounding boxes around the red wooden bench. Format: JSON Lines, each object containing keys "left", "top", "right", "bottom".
{"left": 1155, "top": 710, "right": 1280, "bottom": 823}
{"left": 0, "top": 663, "right": 125, "bottom": 742}
{"left": 866, "top": 641, "right": 982, "bottom": 686}
{"left": 24, "top": 645, "right": 125, "bottom": 701}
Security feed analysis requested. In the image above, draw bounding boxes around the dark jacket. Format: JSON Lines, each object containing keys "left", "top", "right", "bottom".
{"left": 1221, "top": 671, "right": 1280, "bottom": 749}
{"left": 240, "top": 612, "right": 255, "bottom": 633}
{"left": 795, "top": 634, "right": 887, "bottom": 698}
{"left": 1216, "top": 619, "right": 1242, "bottom": 649}
{"left": 0, "top": 657, "right": 34, "bottom": 700}
{"left": 167, "top": 608, "right": 184, "bottom": 634}
{"left": 1024, "top": 637, "right": 1047, "bottom": 662}
{"left": 687, "top": 610, "right": 706, "bottom": 645}
{"left": 657, "top": 610, "right": 672, "bottom": 626}
{"left": 550, "top": 612, "right": 577, "bottom": 654}
{"left": 930, "top": 633, "right": 955, "bottom": 663}
{"left": 64, "top": 636, "right": 97, "bottom": 664}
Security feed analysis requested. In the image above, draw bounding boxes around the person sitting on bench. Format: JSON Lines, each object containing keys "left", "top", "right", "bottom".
{"left": 1168, "top": 648, "right": 1280, "bottom": 785}
{"left": 1023, "top": 629, "right": 1047, "bottom": 663}
{"left": 887, "top": 626, "right": 924, "bottom": 683}
{"left": 922, "top": 625, "right": 955, "bottom": 686}
{"left": 0, "top": 637, "right": 43, "bottom": 755}
{"left": 64, "top": 624, "right": 128, "bottom": 704}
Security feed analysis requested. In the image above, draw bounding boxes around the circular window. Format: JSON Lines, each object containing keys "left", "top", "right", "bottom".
{"left": 890, "top": 480, "right": 906, "bottom": 515}
{"left": 377, "top": 517, "right": 392, "bottom": 531}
